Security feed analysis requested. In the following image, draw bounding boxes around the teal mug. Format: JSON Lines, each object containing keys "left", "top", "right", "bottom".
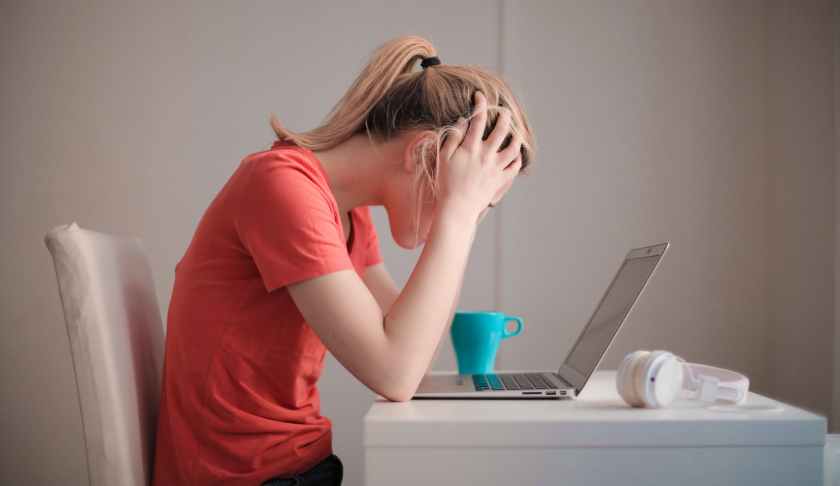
{"left": 450, "top": 311, "right": 524, "bottom": 375}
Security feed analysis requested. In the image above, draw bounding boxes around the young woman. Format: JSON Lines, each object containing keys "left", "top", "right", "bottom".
{"left": 153, "top": 35, "right": 535, "bottom": 486}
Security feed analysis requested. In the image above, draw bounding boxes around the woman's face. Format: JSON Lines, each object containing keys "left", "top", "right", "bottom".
{"left": 377, "top": 132, "right": 437, "bottom": 249}
{"left": 383, "top": 166, "right": 437, "bottom": 250}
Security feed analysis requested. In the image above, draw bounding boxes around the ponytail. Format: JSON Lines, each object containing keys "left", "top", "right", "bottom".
{"left": 270, "top": 36, "right": 437, "bottom": 151}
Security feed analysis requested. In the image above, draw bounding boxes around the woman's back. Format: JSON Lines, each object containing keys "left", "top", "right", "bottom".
{"left": 152, "top": 141, "right": 381, "bottom": 485}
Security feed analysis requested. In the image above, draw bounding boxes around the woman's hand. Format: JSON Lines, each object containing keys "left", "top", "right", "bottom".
{"left": 436, "top": 91, "right": 524, "bottom": 224}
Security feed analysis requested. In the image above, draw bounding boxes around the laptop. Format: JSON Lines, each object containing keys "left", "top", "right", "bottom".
{"left": 413, "top": 242, "right": 669, "bottom": 399}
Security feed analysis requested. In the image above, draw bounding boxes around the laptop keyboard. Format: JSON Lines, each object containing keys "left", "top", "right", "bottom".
{"left": 472, "top": 373, "right": 559, "bottom": 391}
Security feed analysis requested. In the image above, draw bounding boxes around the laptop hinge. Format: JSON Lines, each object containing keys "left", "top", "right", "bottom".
{"left": 556, "top": 365, "right": 586, "bottom": 391}
{"left": 553, "top": 371, "right": 571, "bottom": 388}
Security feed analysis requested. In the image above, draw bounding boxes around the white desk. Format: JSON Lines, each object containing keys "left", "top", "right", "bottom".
{"left": 364, "top": 371, "right": 826, "bottom": 486}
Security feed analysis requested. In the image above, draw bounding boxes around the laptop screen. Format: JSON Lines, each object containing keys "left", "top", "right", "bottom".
{"left": 561, "top": 249, "right": 664, "bottom": 388}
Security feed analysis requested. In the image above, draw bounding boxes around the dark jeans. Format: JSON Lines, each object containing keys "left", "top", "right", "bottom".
{"left": 262, "top": 454, "right": 343, "bottom": 486}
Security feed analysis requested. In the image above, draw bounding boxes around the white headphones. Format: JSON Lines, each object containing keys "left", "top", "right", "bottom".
{"left": 616, "top": 350, "right": 750, "bottom": 408}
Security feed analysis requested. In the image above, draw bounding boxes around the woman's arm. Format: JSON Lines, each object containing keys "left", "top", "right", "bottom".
{"left": 287, "top": 206, "right": 477, "bottom": 401}
{"left": 363, "top": 229, "right": 485, "bottom": 376}
{"left": 287, "top": 92, "right": 523, "bottom": 401}
{"left": 362, "top": 263, "right": 400, "bottom": 314}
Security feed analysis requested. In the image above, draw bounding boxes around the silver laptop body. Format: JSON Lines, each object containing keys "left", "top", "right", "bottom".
{"left": 413, "top": 242, "right": 669, "bottom": 399}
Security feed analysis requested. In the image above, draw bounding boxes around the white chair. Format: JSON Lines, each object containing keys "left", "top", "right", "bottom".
{"left": 45, "top": 222, "right": 164, "bottom": 486}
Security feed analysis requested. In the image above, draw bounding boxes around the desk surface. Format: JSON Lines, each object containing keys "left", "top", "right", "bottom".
{"left": 364, "top": 370, "right": 826, "bottom": 448}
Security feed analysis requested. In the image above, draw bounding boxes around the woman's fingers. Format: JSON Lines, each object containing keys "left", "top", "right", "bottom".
{"left": 434, "top": 91, "right": 524, "bottom": 222}
{"left": 477, "top": 205, "right": 491, "bottom": 224}
{"left": 502, "top": 154, "right": 523, "bottom": 178}
{"left": 441, "top": 117, "right": 468, "bottom": 161}
{"left": 485, "top": 159, "right": 520, "bottom": 210}
{"left": 484, "top": 108, "right": 512, "bottom": 154}
{"left": 497, "top": 132, "right": 523, "bottom": 168}
{"left": 462, "top": 91, "right": 488, "bottom": 150}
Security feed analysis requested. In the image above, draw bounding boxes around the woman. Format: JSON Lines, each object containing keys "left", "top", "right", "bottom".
{"left": 153, "top": 35, "right": 535, "bottom": 486}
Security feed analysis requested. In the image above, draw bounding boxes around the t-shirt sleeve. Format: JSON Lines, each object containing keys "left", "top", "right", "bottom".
{"left": 362, "top": 207, "right": 384, "bottom": 267}
{"left": 235, "top": 158, "right": 353, "bottom": 292}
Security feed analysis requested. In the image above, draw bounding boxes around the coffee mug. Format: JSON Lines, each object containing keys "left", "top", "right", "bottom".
{"left": 450, "top": 311, "right": 524, "bottom": 375}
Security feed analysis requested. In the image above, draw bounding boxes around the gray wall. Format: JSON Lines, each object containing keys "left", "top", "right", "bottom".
{"left": 836, "top": 0, "right": 840, "bottom": 436}
{"left": 0, "top": 1, "right": 836, "bottom": 484}
{"left": 499, "top": 0, "right": 770, "bottom": 389}
{"left": 765, "top": 0, "right": 836, "bottom": 429}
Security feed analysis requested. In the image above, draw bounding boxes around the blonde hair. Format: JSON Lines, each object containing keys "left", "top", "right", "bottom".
{"left": 270, "top": 35, "right": 536, "bottom": 236}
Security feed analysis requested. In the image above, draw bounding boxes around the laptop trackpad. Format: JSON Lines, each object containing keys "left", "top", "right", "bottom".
{"left": 416, "top": 373, "right": 472, "bottom": 393}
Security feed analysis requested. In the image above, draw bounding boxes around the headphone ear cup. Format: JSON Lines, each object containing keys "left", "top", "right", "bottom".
{"left": 649, "top": 356, "right": 683, "bottom": 407}
{"left": 635, "top": 350, "right": 669, "bottom": 407}
{"left": 617, "top": 351, "right": 649, "bottom": 407}
{"left": 616, "top": 353, "right": 635, "bottom": 405}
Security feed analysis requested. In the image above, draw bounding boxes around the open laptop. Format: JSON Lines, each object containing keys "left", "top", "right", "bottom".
{"left": 413, "top": 242, "right": 669, "bottom": 400}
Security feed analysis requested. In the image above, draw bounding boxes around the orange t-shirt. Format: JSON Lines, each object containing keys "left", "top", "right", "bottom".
{"left": 153, "top": 140, "right": 382, "bottom": 485}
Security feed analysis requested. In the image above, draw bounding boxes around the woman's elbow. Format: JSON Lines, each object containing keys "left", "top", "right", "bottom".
{"left": 377, "top": 365, "right": 421, "bottom": 402}
{"left": 381, "top": 386, "right": 415, "bottom": 402}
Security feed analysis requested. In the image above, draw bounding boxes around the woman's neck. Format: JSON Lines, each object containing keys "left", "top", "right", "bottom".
{"left": 312, "top": 133, "right": 400, "bottom": 214}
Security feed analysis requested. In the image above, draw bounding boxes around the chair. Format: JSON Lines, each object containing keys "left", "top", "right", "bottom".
{"left": 45, "top": 222, "right": 164, "bottom": 486}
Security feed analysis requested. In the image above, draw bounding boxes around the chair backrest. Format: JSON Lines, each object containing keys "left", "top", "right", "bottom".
{"left": 45, "top": 222, "right": 164, "bottom": 486}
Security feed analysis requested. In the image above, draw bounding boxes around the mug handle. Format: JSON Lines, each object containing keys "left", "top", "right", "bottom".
{"left": 501, "top": 315, "right": 524, "bottom": 339}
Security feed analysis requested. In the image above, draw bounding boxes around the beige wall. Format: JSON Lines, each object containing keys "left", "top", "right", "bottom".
{"left": 0, "top": 2, "right": 496, "bottom": 484}
{"left": 765, "top": 0, "right": 836, "bottom": 426}
{"left": 0, "top": 1, "right": 836, "bottom": 484}
{"left": 495, "top": 0, "right": 837, "bottom": 430}
{"left": 835, "top": 0, "right": 840, "bottom": 435}
{"left": 497, "top": 0, "right": 770, "bottom": 393}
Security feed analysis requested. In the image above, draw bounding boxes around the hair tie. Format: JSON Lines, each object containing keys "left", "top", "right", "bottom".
{"left": 421, "top": 56, "right": 441, "bottom": 68}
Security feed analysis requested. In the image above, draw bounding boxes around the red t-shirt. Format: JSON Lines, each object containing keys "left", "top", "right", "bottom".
{"left": 153, "top": 140, "right": 382, "bottom": 485}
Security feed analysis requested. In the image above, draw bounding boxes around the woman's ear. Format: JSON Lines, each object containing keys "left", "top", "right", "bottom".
{"left": 401, "top": 130, "right": 437, "bottom": 174}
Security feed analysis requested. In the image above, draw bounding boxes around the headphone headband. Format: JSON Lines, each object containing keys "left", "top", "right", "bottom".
{"left": 682, "top": 362, "right": 750, "bottom": 404}
{"left": 618, "top": 351, "right": 750, "bottom": 408}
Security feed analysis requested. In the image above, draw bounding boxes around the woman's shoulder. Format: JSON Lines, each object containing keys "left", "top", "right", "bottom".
{"left": 236, "top": 140, "right": 331, "bottom": 196}
{"left": 230, "top": 142, "right": 341, "bottom": 237}
{"left": 243, "top": 139, "right": 319, "bottom": 171}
